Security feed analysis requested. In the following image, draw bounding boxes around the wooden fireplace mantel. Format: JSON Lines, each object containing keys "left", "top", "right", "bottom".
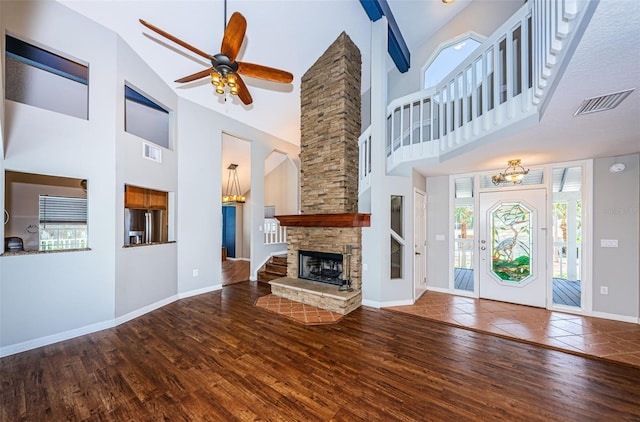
{"left": 275, "top": 213, "right": 371, "bottom": 227}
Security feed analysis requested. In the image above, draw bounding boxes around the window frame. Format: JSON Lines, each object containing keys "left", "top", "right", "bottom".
{"left": 421, "top": 32, "right": 485, "bottom": 91}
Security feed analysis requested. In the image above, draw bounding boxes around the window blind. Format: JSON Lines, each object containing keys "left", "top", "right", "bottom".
{"left": 39, "top": 195, "right": 87, "bottom": 224}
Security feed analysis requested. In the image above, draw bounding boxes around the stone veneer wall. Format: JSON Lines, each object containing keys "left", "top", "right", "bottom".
{"left": 299, "top": 31, "right": 361, "bottom": 214}
{"left": 282, "top": 32, "right": 363, "bottom": 309}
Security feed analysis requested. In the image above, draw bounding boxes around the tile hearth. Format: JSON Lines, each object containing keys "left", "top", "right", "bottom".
{"left": 255, "top": 294, "right": 344, "bottom": 325}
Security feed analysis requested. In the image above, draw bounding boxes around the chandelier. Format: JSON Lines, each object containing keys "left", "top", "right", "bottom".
{"left": 222, "top": 163, "right": 245, "bottom": 204}
{"left": 492, "top": 159, "right": 529, "bottom": 185}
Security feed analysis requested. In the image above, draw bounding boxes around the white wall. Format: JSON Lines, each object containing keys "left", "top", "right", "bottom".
{"left": 114, "top": 35, "right": 178, "bottom": 318}
{"left": 425, "top": 176, "right": 451, "bottom": 290}
{"left": 0, "top": 1, "right": 300, "bottom": 356}
{"left": 175, "top": 98, "right": 222, "bottom": 295}
{"left": 1, "top": 1, "right": 117, "bottom": 354}
{"left": 592, "top": 154, "right": 639, "bottom": 319}
{"left": 264, "top": 158, "right": 299, "bottom": 215}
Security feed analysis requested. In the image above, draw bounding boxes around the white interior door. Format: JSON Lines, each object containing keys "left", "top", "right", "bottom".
{"left": 414, "top": 190, "right": 427, "bottom": 299}
{"left": 478, "top": 189, "right": 547, "bottom": 307}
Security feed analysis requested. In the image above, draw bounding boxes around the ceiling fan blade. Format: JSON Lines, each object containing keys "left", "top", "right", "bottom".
{"left": 237, "top": 62, "right": 293, "bottom": 83}
{"left": 235, "top": 74, "right": 253, "bottom": 105}
{"left": 220, "top": 12, "right": 247, "bottom": 63}
{"left": 175, "top": 67, "right": 214, "bottom": 83}
{"left": 139, "top": 19, "right": 213, "bottom": 60}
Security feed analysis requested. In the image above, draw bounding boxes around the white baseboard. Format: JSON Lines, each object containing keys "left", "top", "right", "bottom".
{"left": 1, "top": 284, "right": 224, "bottom": 358}
{"left": 114, "top": 295, "right": 179, "bottom": 326}
{"left": 362, "top": 298, "right": 414, "bottom": 308}
{"left": 0, "top": 320, "right": 114, "bottom": 358}
{"left": 178, "top": 284, "right": 222, "bottom": 299}
{"left": 426, "top": 286, "right": 452, "bottom": 294}
{"left": 590, "top": 311, "right": 640, "bottom": 324}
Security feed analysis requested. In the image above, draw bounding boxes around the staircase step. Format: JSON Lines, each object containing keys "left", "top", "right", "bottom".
{"left": 257, "top": 255, "right": 289, "bottom": 283}
{"left": 258, "top": 270, "right": 285, "bottom": 282}
{"left": 272, "top": 255, "right": 288, "bottom": 266}
{"left": 265, "top": 262, "right": 287, "bottom": 276}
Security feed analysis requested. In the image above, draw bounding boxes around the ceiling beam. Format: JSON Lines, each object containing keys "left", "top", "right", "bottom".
{"left": 359, "top": 0, "right": 410, "bottom": 73}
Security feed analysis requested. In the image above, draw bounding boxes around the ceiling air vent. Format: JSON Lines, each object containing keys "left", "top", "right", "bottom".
{"left": 574, "top": 88, "right": 635, "bottom": 116}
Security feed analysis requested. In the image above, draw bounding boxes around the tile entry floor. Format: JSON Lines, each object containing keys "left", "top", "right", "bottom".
{"left": 387, "top": 291, "right": 640, "bottom": 368}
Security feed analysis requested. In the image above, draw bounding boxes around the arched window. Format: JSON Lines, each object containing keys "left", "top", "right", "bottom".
{"left": 423, "top": 33, "right": 483, "bottom": 90}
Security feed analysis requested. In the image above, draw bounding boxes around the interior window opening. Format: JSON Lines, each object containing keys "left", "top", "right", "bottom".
{"left": 124, "top": 85, "right": 171, "bottom": 149}
{"left": 4, "top": 171, "right": 88, "bottom": 253}
{"left": 5, "top": 33, "right": 89, "bottom": 119}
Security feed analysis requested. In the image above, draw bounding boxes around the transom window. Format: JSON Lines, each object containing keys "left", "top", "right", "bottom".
{"left": 424, "top": 34, "right": 482, "bottom": 90}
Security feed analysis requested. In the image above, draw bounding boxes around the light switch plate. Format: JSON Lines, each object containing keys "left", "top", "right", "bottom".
{"left": 600, "top": 239, "right": 618, "bottom": 248}
{"left": 435, "top": 234, "right": 445, "bottom": 241}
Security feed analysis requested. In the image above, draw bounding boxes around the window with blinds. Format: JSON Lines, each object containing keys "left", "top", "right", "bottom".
{"left": 39, "top": 195, "right": 88, "bottom": 250}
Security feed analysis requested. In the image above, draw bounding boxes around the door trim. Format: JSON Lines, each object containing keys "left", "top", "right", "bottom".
{"left": 413, "top": 188, "right": 427, "bottom": 301}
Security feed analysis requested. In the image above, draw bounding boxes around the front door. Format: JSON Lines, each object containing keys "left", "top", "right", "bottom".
{"left": 414, "top": 190, "right": 427, "bottom": 300}
{"left": 478, "top": 189, "right": 547, "bottom": 307}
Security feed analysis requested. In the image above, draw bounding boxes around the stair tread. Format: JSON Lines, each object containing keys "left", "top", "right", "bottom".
{"left": 257, "top": 255, "right": 289, "bottom": 283}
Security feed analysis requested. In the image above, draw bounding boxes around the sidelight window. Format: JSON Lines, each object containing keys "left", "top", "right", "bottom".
{"left": 390, "top": 195, "right": 404, "bottom": 279}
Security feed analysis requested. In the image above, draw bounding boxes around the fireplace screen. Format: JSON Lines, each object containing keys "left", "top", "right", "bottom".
{"left": 299, "top": 250, "right": 344, "bottom": 285}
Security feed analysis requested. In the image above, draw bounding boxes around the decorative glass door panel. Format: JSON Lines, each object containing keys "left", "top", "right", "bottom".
{"left": 479, "top": 189, "right": 547, "bottom": 308}
{"left": 490, "top": 202, "right": 532, "bottom": 284}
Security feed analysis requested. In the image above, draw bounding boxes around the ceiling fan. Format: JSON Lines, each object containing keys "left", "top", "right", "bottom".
{"left": 139, "top": 12, "right": 293, "bottom": 105}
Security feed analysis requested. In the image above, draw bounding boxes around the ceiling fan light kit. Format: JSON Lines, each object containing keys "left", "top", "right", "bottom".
{"left": 139, "top": 11, "right": 292, "bottom": 105}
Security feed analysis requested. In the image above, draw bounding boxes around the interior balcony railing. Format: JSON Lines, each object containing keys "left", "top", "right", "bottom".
{"left": 358, "top": 0, "right": 598, "bottom": 186}
{"left": 264, "top": 218, "right": 287, "bottom": 245}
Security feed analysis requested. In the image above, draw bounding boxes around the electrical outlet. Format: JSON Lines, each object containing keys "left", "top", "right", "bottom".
{"left": 193, "top": 269, "right": 199, "bottom": 277}
{"left": 600, "top": 286, "right": 608, "bottom": 295}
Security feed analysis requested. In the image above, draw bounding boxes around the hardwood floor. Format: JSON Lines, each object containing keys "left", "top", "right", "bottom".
{"left": 222, "top": 259, "right": 250, "bottom": 286}
{"left": 2, "top": 282, "right": 640, "bottom": 421}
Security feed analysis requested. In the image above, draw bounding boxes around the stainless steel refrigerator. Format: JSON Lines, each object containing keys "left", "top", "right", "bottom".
{"left": 124, "top": 208, "right": 166, "bottom": 245}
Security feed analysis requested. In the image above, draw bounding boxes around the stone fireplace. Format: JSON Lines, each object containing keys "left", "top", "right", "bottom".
{"left": 271, "top": 32, "right": 367, "bottom": 315}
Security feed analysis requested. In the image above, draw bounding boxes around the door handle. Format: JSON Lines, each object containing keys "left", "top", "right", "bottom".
{"left": 415, "top": 252, "right": 421, "bottom": 255}
{"left": 480, "top": 246, "right": 486, "bottom": 250}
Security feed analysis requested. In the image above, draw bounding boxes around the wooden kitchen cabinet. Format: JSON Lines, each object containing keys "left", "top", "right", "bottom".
{"left": 147, "top": 189, "right": 167, "bottom": 209}
{"left": 125, "top": 185, "right": 167, "bottom": 209}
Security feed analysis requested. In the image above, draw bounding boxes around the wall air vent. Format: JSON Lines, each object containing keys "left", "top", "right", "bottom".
{"left": 143, "top": 142, "right": 162, "bottom": 163}
{"left": 573, "top": 88, "right": 635, "bottom": 116}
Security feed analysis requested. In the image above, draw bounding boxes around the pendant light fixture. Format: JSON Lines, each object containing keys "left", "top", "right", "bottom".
{"left": 222, "top": 163, "right": 246, "bottom": 204}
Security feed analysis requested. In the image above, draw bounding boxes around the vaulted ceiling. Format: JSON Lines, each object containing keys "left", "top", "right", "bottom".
{"left": 59, "top": 0, "right": 640, "bottom": 179}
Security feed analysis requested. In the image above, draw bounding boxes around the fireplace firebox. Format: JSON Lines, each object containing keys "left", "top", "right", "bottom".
{"left": 299, "top": 250, "right": 344, "bottom": 285}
